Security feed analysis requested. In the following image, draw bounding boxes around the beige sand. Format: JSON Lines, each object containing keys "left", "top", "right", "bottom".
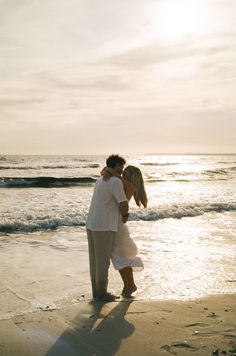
{"left": 0, "top": 294, "right": 235, "bottom": 356}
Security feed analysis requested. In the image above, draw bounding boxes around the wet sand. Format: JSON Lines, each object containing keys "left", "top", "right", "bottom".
{"left": 0, "top": 294, "right": 235, "bottom": 356}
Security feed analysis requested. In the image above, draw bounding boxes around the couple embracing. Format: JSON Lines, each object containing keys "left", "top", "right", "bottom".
{"left": 86, "top": 154, "right": 147, "bottom": 302}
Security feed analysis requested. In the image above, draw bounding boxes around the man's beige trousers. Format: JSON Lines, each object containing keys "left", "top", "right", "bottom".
{"left": 86, "top": 229, "right": 114, "bottom": 298}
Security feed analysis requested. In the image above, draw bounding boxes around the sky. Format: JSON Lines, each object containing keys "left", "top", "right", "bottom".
{"left": 0, "top": 0, "right": 236, "bottom": 154}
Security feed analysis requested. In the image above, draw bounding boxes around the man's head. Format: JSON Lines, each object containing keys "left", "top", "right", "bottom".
{"left": 106, "top": 154, "right": 126, "bottom": 175}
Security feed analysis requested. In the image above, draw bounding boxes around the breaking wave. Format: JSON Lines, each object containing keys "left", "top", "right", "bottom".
{"left": 129, "top": 203, "right": 236, "bottom": 221}
{"left": 0, "top": 177, "right": 97, "bottom": 188}
{"left": 1, "top": 202, "right": 235, "bottom": 233}
{"left": 0, "top": 217, "right": 85, "bottom": 233}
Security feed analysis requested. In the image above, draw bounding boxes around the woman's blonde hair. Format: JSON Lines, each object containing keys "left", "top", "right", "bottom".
{"left": 123, "top": 165, "right": 148, "bottom": 208}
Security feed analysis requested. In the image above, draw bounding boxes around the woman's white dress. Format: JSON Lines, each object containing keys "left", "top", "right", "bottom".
{"left": 111, "top": 217, "right": 144, "bottom": 271}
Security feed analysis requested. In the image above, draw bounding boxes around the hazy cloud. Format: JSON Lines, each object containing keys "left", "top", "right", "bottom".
{"left": 102, "top": 35, "right": 234, "bottom": 69}
{"left": 0, "top": 0, "right": 236, "bottom": 153}
{"left": 33, "top": 71, "right": 132, "bottom": 92}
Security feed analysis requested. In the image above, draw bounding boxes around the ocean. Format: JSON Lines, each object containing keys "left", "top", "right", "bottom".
{"left": 0, "top": 154, "right": 235, "bottom": 319}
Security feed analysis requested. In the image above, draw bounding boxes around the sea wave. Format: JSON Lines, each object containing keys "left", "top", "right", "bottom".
{"left": 203, "top": 167, "right": 236, "bottom": 175}
{"left": 0, "top": 177, "right": 97, "bottom": 188}
{"left": 130, "top": 203, "right": 236, "bottom": 221}
{"left": 145, "top": 166, "right": 236, "bottom": 182}
{"left": 0, "top": 163, "right": 100, "bottom": 170}
{"left": 1, "top": 203, "right": 235, "bottom": 233}
{"left": 219, "top": 161, "right": 236, "bottom": 164}
{"left": 140, "top": 162, "right": 179, "bottom": 166}
{"left": 0, "top": 166, "right": 38, "bottom": 170}
{"left": 0, "top": 217, "right": 85, "bottom": 233}
{"left": 146, "top": 178, "right": 192, "bottom": 183}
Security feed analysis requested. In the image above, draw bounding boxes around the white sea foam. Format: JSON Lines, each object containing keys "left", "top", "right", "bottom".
{"left": 0, "top": 202, "right": 235, "bottom": 233}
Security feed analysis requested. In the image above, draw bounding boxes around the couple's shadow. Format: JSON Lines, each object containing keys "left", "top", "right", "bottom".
{"left": 45, "top": 299, "right": 135, "bottom": 356}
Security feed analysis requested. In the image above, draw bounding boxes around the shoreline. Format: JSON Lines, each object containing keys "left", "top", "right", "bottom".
{"left": 0, "top": 294, "right": 235, "bottom": 356}
{"left": 1, "top": 290, "right": 235, "bottom": 321}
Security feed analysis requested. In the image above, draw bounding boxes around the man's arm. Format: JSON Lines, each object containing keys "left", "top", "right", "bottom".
{"left": 119, "top": 200, "right": 129, "bottom": 223}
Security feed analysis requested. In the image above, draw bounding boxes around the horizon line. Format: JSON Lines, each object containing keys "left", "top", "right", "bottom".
{"left": 1, "top": 153, "right": 236, "bottom": 156}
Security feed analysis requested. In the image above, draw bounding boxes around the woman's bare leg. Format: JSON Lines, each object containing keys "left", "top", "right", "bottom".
{"left": 119, "top": 267, "right": 137, "bottom": 297}
{"left": 119, "top": 268, "right": 128, "bottom": 295}
{"left": 125, "top": 267, "right": 137, "bottom": 296}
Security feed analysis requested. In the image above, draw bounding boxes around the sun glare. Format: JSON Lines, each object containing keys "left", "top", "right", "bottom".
{"left": 149, "top": 0, "right": 205, "bottom": 42}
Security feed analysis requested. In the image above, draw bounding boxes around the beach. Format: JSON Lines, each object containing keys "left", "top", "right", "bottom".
{"left": 0, "top": 294, "right": 235, "bottom": 355}
{"left": 0, "top": 224, "right": 235, "bottom": 356}
{"left": 1, "top": 0, "right": 236, "bottom": 351}
{"left": 0, "top": 154, "right": 235, "bottom": 355}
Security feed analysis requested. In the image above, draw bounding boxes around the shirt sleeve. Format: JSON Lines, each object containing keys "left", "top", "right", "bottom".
{"left": 111, "top": 178, "right": 127, "bottom": 203}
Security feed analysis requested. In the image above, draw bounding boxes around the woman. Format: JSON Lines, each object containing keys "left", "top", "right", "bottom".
{"left": 102, "top": 165, "right": 148, "bottom": 298}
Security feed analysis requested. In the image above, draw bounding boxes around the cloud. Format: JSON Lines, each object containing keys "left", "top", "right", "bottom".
{"left": 0, "top": 98, "right": 45, "bottom": 110}
{"left": 0, "top": 0, "right": 236, "bottom": 153}
{"left": 34, "top": 70, "right": 131, "bottom": 92}
{"left": 0, "top": 98, "right": 45, "bottom": 106}
{"left": 101, "top": 36, "right": 232, "bottom": 70}
{"left": 0, "top": 97, "right": 46, "bottom": 121}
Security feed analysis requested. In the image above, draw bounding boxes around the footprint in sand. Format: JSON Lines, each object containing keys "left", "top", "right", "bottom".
{"left": 160, "top": 344, "right": 177, "bottom": 354}
{"left": 171, "top": 342, "right": 198, "bottom": 350}
{"left": 185, "top": 322, "right": 208, "bottom": 327}
{"left": 192, "top": 331, "right": 219, "bottom": 337}
{"left": 207, "top": 312, "right": 220, "bottom": 318}
{"left": 224, "top": 334, "right": 236, "bottom": 340}
{"left": 161, "top": 342, "right": 199, "bottom": 353}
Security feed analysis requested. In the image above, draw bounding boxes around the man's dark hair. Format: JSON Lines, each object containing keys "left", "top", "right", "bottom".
{"left": 106, "top": 154, "right": 126, "bottom": 168}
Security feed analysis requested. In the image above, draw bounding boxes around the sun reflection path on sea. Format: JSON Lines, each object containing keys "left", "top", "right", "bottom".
{"left": 127, "top": 212, "right": 236, "bottom": 300}
{"left": 129, "top": 154, "right": 222, "bottom": 184}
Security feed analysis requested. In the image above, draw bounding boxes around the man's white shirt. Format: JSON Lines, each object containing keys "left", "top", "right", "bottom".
{"left": 86, "top": 176, "right": 127, "bottom": 232}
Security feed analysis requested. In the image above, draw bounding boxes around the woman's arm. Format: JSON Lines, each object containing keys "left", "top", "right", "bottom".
{"left": 101, "top": 167, "right": 135, "bottom": 201}
{"left": 101, "top": 167, "right": 120, "bottom": 181}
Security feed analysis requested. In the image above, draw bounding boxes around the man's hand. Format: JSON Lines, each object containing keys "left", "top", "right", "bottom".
{"left": 122, "top": 214, "right": 129, "bottom": 224}
{"left": 119, "top": 201, "right": 129, "bottom": 223}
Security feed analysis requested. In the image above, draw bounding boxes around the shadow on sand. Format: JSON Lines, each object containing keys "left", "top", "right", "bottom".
{"left": 45, "top": 300, "right": 134, "bottom": 356}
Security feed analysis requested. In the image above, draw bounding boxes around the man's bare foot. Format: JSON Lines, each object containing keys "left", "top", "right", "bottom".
{"left": 122, "top": 284, "right": 137, "bottom": 298}
{"left": 95, "top": 292, "right": 119, "bottom": 302}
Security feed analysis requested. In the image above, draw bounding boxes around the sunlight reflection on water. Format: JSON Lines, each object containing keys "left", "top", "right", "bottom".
{"left": 122, "top": 211, "right": 236, "bottom": 300}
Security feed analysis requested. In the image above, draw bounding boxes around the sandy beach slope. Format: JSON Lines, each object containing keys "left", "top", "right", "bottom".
{"left": 0, "top": 294, "right": 235, "bottom": 356}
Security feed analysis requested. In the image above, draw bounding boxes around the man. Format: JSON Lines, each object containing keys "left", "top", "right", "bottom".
{"left": 86, "top": 154, "right": 129, "bottom": 302}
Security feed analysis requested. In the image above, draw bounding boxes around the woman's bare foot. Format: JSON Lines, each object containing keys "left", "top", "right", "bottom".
{"left": 122, "top": 284, "right": 137, "bottom": 298}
